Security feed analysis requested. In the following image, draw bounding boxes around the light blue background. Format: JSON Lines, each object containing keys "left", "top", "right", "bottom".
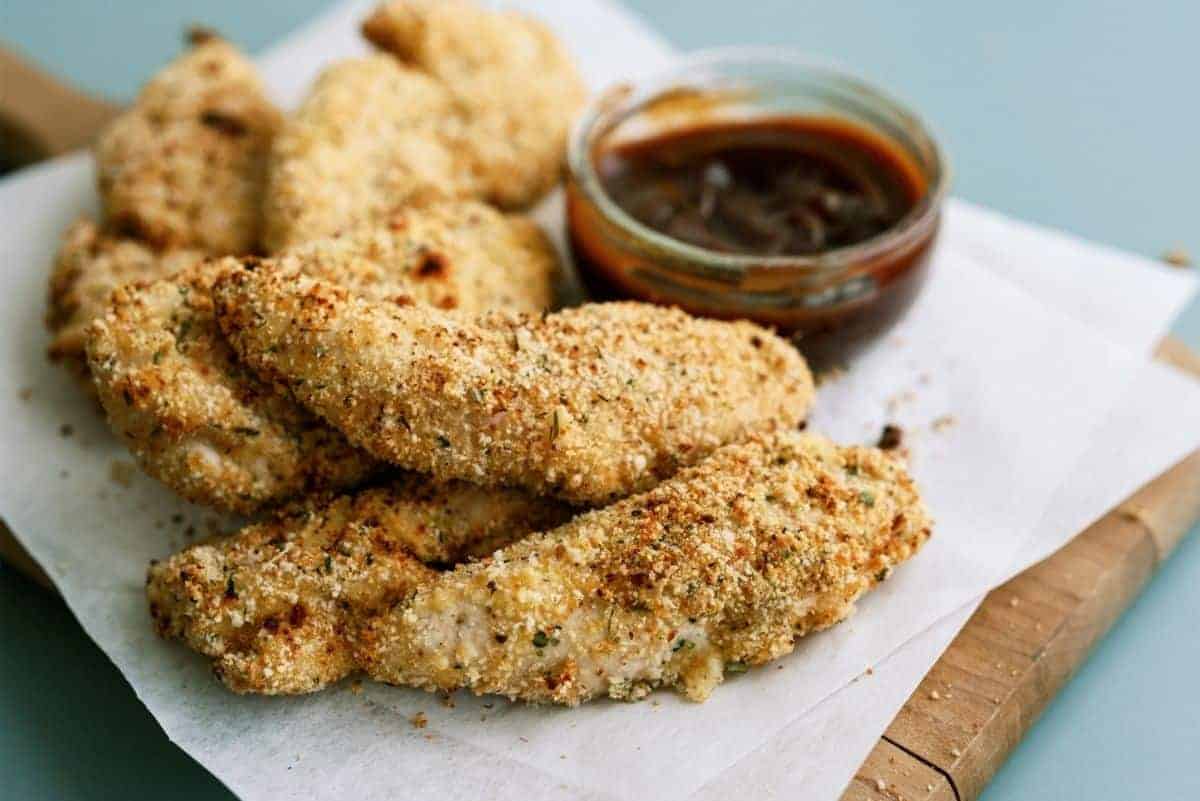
{"left": 2, "top": 2, "right": 1198, "bottom": 799}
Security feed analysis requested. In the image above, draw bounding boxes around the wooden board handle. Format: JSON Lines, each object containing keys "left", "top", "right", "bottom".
{"left": 0, "top": 47, "right": 116, "bottom": 581}
{"left": 0, "top": 45, "right": 120, "bottom": 167}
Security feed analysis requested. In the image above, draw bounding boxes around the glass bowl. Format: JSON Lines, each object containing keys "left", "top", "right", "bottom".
{"left": 566, "top": 47, "right": 949, "bottom": 369}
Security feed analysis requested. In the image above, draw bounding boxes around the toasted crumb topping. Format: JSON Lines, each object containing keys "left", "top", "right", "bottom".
{"left": 213, "top": 266, "right": 816, "bottom": 504}
{"left": 86, "top": 260, "right": 377, "bottom": 513}
{"left": 46, "top": 217, "right": 205, "bottom": 383}
{"left": 94, "top": 37, "right": 281, "bottom": 254}
{"left": 85, "top": 201, "right": 560, "bottom": 513}
{"left": 262, "top": 56, "right": 464, "bottom": 251}
{"left": 355, "top": 431, "right": 933, "bottom": 705}
{"left": 265, "top": 1, "right": 584, "bottom": 251}
{"left": 147, "top": 474, "right": 572, "bottom": 694}
{"left": 362, "top": 0, "right": 587, "bottom": 208}
{"left": 264, "top": 200, "right": 560, "bottom": 315}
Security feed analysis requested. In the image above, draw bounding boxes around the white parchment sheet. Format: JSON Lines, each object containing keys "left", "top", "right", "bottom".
{"left": 1, "top": 3, "right": 1197, "bottom": 800}
{"left": 711, "top": 347, "right": 1200, "bottom": 801}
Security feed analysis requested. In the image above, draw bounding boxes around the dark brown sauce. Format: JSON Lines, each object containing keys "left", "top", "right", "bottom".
{"left": 568, "top": 114, "right": 941, "bottom": 370}
{"left": 598, "top": 118, "right": 925, "bottom": 256}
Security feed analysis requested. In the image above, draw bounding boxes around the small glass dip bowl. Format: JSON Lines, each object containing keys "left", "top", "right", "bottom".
{"left": 566, "top": 48, "right": 949, "bottom": 370}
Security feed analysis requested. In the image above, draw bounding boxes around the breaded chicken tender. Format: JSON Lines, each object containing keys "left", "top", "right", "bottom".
{"left": 147, "top": 476, "right": 573, "bottom": 694}
{"left": 46, "top": 218, "right": 205, "bottom": 382}
{"left": 213, "top": 267, "right": 815, "bottom": 504}
{"left": 355, "top": 432, "right": 932, "bottom": 705}
{"left": 362, "top": 0, "right": 586, "bottom": 208}
{"left": 87, "top": 261, "right": 376, "bottom": 514}
{"left": 262, "top": 56, "right": 470, "bottom": 251}
{"left": 265, "top": 2, "right": 584, "bottom": 251}
{"left": 87, "top": 202, "right": 560, "bottom": 512}
{"left": 272, "top": 200, "right": 559, "bottom": 315}
{"left": 95, "top": 31, "right": 280, "bottom": 254}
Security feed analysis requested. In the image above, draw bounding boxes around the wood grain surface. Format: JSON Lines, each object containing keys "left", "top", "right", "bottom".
{"left": 2, "top": 44, "right": 1198, "bottom": 801}
{"left": 0, "top": 46, "right": 118, "bottom": 168}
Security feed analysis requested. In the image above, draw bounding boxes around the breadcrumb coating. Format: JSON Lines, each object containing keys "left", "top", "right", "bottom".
{"left": 213, "top": 266, "right": 815, "bottom": 504}
{"left": 46, "top": 218, "right": 205, "bottom": 382}
{"left": 86, "top": 202, "right": 560, "bottom": 512}
{"left": 147, "top": 476, "right": 573, "bottom": 694}
{"left": 86, "top": 261, "right": 377, "bottom": 514}
{"left": 94, "top": 34, "right": 280, "bottom": 254}
{"left": 262, "top": 56, "right": 470, "bottom": 251}
{"left": 270, "top": 200, "right": 559, "bottom": 315}
{"left": 362, "top": 0, "right": 586, "bottom": 208}
{"left": 265, "top": 1, "right": 585, "bottom": 251}
{"left": 356, "top": 431, "right": 932, "bottom": 705}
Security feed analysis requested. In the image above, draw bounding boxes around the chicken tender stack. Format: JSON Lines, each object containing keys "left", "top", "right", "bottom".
{"left": 87, "top": 261, "right": 377, "bottom": 513}
{"left": 87, "top": 201, "right": 562, "bottom": 512}
{"left": 51, "top": 2, "right": 938, "bottom": 713}
{"left": 95, "top": 30, "right": 281, "bottom": 254}
{"left": 147, "top": 476, "right": 573, "bottom": 694}
{"left": 213, "top": 267, "right": 815, "bottom": 504}
{"left": 355, "top": 431, "right": 932, "bottom": 705}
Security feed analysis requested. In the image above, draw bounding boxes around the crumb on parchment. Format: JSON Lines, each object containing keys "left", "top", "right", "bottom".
{"left": 886, "top": 389, "right": 916, "bottom": 415}
{"left": 1162, "top": 247, "right": 1192, "bottom": 268}
{"left": 877, "top": 424, "right": 903, "bottom": 451}
{"left": 410, "top": 711, "right": 428, "bottom": 729}
{"left": 109, "top": 459, "right": 137, "bottom": 487}
{"left": 815, "top": 365, "right": 846, "bottom": 386}
{"left": 931, "top": 414, "right": 957, "bottom": 433}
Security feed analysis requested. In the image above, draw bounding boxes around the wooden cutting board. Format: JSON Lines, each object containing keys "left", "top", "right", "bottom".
{"left": 2, "top": 45, "right": 1198, "bottom": 801}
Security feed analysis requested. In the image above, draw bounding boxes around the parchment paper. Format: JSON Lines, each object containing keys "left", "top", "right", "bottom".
{"left": 1, "top": 3, "right": 1197, "bottom": 800}
{"left": 723, "top": 356, "right": 1200, "bottom": 800}
{"left": 739, "top": 197, "right": 1200, "bottom": 800}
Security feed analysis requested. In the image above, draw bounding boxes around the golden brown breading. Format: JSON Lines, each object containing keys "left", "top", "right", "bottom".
{"left": 146, "top": 476, "right": 571, "bottom": 694}
{"left": 362, "top": 0, "right": 587, "bottom": 208}
{"left": 355, "top": 432, "right": 932, "bottom": 705}
{"left": 94, "top": 33, "right": 280, "bottom": 253}
{"left": 264, "top": 2, "right": 585, "bottom": 252}
{"left": 86, "top": 261, "right": 377, "bottom": 514}
{"left": 269, "top": 200, "right": 559, "bottom": 315}
{"left": 46, "top": 218, "right": 205, "bottom": 382}
{"left": 213, "top": 266, "right": 815, "bottom": 504}
{"left": 261, "top": 56, "right": 470, "bottom": 252}
{"left": 86, "top": 202, "right": 560, "bottom": 512}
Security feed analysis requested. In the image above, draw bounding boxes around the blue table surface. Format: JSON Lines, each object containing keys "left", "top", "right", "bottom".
{"left": 2, "top": 2, "right": 1198, "bottom": 799}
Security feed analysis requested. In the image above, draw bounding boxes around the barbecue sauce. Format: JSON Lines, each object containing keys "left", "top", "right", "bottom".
{"left": 597, "top": 118, "right": 925, "bottom": 256}
{"left": 568, "top": 115, "right": 940, "bottom": 369}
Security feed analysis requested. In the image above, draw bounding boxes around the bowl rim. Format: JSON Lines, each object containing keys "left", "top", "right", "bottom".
{"left": 567, "top": 46, "right": 951, "bottom": 277}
